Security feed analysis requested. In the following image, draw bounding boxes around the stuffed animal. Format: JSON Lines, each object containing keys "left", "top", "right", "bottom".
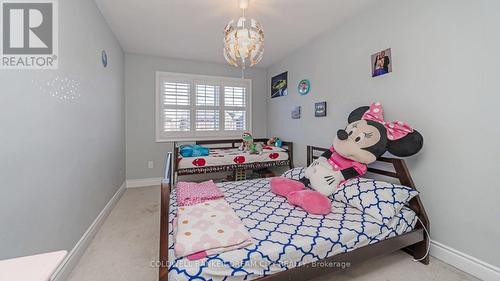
{"left": 239, "top": 132, "right": 263, "bottom": 154}
{"left": 267, "top": 137, "right": 282, "bottom": 148}
{"left": 239, "top": 132, "right": 251, "bottom": 151}
{"left": 271, "top": 102, "right": 424, "bottom": 215}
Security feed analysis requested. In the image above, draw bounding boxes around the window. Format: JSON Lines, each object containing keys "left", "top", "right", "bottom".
{"left": 156, "top": 72, "right": 251, "bottom": 141}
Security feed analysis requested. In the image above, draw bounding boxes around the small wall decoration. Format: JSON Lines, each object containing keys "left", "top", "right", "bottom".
{"left": 101, "top": 50, "right": 108, "bottom": 68}
{"left": 291, "top": 106, "right": 301, "bottom": 119}
{"left": 371, "top": 48, "right": 392, "bottom": 77}
{"left": 271, "top": 71, "right": 288, "bottom": 98}
{"left": 314, "top": 102, "right": 327, "bottom": 117}
{"left": 298, "top": 79, "right": 311, "bottom": 95}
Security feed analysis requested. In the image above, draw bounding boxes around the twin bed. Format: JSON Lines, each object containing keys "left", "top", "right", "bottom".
{"left": 160, "top": 145, "right": 429, "bottom": 281}
{"left": 173, "top": 139, "right": 293, "bottom": 181}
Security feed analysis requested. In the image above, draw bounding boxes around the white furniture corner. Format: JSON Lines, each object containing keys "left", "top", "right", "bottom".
{"left": 0, "top": 250, "right": 67, "bottom": 281}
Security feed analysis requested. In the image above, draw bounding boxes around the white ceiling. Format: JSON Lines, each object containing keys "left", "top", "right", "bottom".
{"left": 95, "top": 0, "right": 378, "bottom": 68}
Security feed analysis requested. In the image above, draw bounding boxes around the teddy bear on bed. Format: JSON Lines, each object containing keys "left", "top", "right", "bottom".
{"left": 271, "top": 102, "right": 424, "bottom": 215}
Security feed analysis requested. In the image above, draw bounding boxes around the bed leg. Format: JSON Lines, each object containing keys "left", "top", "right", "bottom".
{"left": 404, "top": 238, "right": 429, "bottom": 265}
{"left": 413, "top": 239, "right": 430, "bottom": 265}
{"left": 404, "top": 217, "right": 430, "bottom": 265}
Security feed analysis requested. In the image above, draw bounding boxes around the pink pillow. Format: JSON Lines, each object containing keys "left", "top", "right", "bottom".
{"left": 270, "top": 177, "right": 305, "bottom": 197}
{"left": 287, "top": 190, "right": 331, "bottom": 215}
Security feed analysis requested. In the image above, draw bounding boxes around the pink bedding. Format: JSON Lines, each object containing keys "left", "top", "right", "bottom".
{"left": 174, "top": 198, "right": 253, "bottom": 260}
{"left": 176, "top": 180, "right": 224, "bottom": 206}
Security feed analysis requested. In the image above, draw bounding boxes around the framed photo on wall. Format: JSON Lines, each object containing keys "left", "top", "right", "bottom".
{"left": 271, "top": 72, "right": 288, "bottom": 98}
{"left": 314, "top": 102, "right": 327, "bottom": 117}
{"left": 371, "top": 48, "right": 392, "bottom": 77}
{"left": 291, "top": 106, "right": 301, "bottom": 119}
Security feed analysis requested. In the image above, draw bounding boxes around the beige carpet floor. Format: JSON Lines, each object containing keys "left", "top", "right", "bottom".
{"left": 67, "top": 186, "right": 478, "bottom": 281}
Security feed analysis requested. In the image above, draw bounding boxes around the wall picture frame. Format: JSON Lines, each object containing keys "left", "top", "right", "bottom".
{"left": 291, "top": 106, "right": 301, "bottom": 119}
{"left": 298, "top": 79, "right": 311, "bottom": 95}
{"left": 314, "top": 102, "right": 327, "bottom": 117}
{"left": 371, "top": 48, "right": 392, "bottom": 77}
{"left": 271, "top": 71, "right": 288, "bottom": 98}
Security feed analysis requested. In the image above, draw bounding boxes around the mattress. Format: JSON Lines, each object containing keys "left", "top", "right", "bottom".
{"left": 177, "top": 146, "right": 289, "bottom": 170}
{"left": 168, "top": 178, "right": 417, "bottom": 281}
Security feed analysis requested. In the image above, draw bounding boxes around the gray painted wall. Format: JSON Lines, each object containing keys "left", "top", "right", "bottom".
{"left": 267, "top": 0, "right": 500, "bottom": 267}
{"left": 125, "top": 53, "right": 268, "bottom": 180}
{"left": 0, "top": 0, "right": 125, "bottom": 259}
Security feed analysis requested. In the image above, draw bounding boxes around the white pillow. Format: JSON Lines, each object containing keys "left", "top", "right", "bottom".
{"left": 333, "top": 177, "right": 419, "bottom": 224}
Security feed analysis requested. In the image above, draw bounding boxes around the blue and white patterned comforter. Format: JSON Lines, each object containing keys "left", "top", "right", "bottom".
{"left": 168, "top": 178, "right": 417, "bottom": 281}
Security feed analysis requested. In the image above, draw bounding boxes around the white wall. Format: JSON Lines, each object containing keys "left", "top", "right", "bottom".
{"left": 267, "top": 0, "right": 500, "bottom": 268}
{"left": 125, "top": 53, "right": 268, "bottom": 180}
{"left": 0, "top": 0, "right": 125, "bottom": 259}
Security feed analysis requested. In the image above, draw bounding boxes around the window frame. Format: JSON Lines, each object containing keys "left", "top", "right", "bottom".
{"left": 155, "top": 71, "right": 252, "bottom": 142}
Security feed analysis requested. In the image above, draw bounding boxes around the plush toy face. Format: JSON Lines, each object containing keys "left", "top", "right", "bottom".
{"left": 334, "top": 119, "right": 385, "bottom": 164}
{"left": 333, "top": 105, "right": 423, "bottom": 164}
{"left": 242, "top": 132, "right": 253, "bottom": 142}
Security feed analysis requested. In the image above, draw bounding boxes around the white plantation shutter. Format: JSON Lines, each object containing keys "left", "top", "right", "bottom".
{"left": 156, "top": 72, "right": 251, "bottom": 141}
{"left": 196, "top": 110, "right": 220, "bottom": 131}
{"left": 160, "top": 81, "right": 191, "bottom": 135}
{"left": 163, "top": 109, "right": 190, "bottom": 132}
{"left": 196, "top": 84, "right": 220, "bottom": 106}
{"left": 224, "top": 110, "right": 246, "bottom": 131}
{"left": 163, "top": 82, "right": 190, "bottom": 106}
{"left": 195, "top": 84, "right": 220, "bottom": 131}
{"left": 224, "top": 86, "right": 246, "bottom": 107}
{"left": 223, "top": 85, "right": 247, "bottom": 131}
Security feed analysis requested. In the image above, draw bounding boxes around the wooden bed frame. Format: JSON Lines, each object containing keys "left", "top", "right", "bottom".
{"left": 172, "top": 138, "right": 294, "bottom": 182}
{"left": 159, "top": 145, "right": 430, "bottom": 281}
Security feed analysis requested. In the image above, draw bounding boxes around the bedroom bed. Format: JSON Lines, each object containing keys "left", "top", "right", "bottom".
{"left": 159, "top": 145, "right": 430, "bottom": 281}
{"left": 173, "top": 139, "right": 293, "bottom": 181}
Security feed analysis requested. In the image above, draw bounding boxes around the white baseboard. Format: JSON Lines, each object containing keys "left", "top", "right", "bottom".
{"left": 50, "top": 182, "right": 126, "bottom": 281}
{"left": 431, "top": 240, "right": 500, "bottom": 281}
{"left": 126, "top": 177, "right": 162, "bottom": 188}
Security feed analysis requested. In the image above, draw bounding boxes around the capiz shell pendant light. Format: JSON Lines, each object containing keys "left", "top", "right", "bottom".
{"left": 223, "top": 0, "right": 264, "bottom": 70}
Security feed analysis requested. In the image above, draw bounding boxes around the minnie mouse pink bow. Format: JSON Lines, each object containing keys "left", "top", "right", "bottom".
{"left": 362, "top": 102, "right": 414, "bottom": 140}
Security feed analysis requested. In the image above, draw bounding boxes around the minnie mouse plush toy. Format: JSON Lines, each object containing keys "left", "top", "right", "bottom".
{"left": 271, "top": 102, "right": 424, "bottom": 214}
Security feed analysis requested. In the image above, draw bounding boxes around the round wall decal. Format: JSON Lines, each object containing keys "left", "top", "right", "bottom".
{"left": 298, "top": 79, "right": 311, "bottom": 95}
{"left": 101, "top": 50, "right": 108, "bottom": 67}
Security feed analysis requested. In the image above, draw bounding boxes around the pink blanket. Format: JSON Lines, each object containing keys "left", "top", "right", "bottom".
{"left": 173, "top": 198, "right": 253, "bottom": 260}
{"left": 176, "top": 180, "right": 224, "bottom": 206}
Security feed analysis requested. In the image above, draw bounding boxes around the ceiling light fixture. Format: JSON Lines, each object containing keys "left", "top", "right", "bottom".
{"left": 223, "top": 0, "right": 264, "bottom": 76}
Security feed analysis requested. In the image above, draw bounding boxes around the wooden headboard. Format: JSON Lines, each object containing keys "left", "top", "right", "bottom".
{"left": 307, "top": 145, "right": 415, "bottom": 188}
{"left": 306, "top": 145, "right": 430, "bottom": 259}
